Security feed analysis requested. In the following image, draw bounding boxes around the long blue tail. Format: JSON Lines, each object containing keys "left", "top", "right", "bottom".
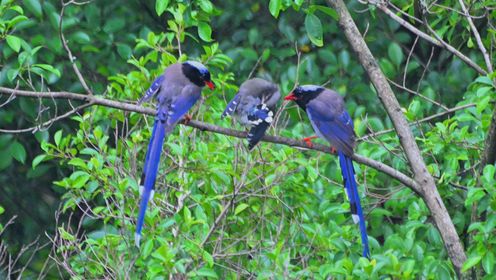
{"left": 338, "top": 151, "right": 370, "bottom": 258}
{"left": 135, "top": 120, "right": 167, "bottom": 247}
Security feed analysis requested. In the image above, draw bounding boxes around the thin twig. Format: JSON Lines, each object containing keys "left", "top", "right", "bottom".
{"left": 360, "top": 102, "right": 476, "bottom": 140}
{"left": 59, "top": 1, "right": 93, "bottom": 95}
{"left": 389, "top": 79, "right": 448, "bottom": 111}
{"left": 366, "top": 1, "right": 488, "bottom": 75}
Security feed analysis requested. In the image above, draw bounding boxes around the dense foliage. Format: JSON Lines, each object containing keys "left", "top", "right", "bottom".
{"left": 1, "top": 0, "right": 495, "bottom": 278}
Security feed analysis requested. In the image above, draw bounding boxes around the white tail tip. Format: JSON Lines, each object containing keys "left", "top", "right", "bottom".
{"left": 352, "top": 214, "right": 360, "bottom": 224}
{"left": 134, "top": 233, "right": 141, "bottom": 248}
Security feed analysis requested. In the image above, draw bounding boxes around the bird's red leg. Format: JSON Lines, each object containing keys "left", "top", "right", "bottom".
{"left": 181, "top": 114, "right": 192, "bottom": 124}
{"left": 330, "top": 146, "right": 337, "bottom": 154}
{"left": 302, "top": 135, "right": 318, "bottom": 148}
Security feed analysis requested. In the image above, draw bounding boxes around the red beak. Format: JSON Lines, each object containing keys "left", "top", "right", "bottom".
{"left": 206, "top": 81, "right": 215, "bottom": 90}
{"left": 284, "top": 92, "right": 297, "bottom": 101}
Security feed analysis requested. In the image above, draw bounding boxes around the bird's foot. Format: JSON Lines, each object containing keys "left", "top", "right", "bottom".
{"left": 181, "top": 114, "right": 192, "bottom": 124}
{"left": 302, "top": 135, "right": 318, "bottom": 148}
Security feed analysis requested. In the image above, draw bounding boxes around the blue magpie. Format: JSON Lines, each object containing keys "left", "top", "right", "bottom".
{"left": 221, "top": 78, "right": 280, "bottom": 149}
{"left": 135, "top": 61, "right": 214, "bottom": 246}
{"left": 285, "top": 85, "right": 370, "bottom": 258}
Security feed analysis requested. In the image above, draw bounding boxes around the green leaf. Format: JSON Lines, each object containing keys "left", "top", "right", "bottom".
{"left": 388, "top": 43, "right": 404, "bottom": 67}
{"left": 58, "top": 227, "right": 76, "bottom": 241}
{"left": 9, "top": 5, "right": 24, "bottom": 14}
{"left": 6, "top": 35, "right": 22, "bottom": 53}
{"left": 202, "top": 250, "right": 214, "bottom": 267}
{"left": 33, "top": 64, "right": 61, "bottom": 77}
{"left": 9, "top": 15, "right": 29, "bottom": 26}
{"left": 198, "top": 22, "right": 213, "bottom": 42}
{"left": 310, "top": 5, "right": 338, "bottom": 20}
{"left": 103, "top": 18, "right": 125, "bottom": 33}
{"left": 269, "top": 0, "right": 282, "bottom": 18}
{"left": 71, "top": 31, "right": 91, "bottom": 44}
{"left": 116, "top": 43, "right": 132, "bottom": 59}
{"left": 482, "top": 165, "right": 495, "bottom": 184}
{"left": 0, "top": 206, "right": 4, "bottom": 215}
{"left": 467, "top": 37, "right": 474, "bottom": 48}
{"left": 199, "top": 0, "right": 213, "bottom": 13}
{"left": 155, "top": 0, "right": 170, "bottom": 16}
{"left": 196, "top": 267, "right": 218, "bottom": 279}
{"left": 54, "top": 130, "right": 62, "bottom": 147}
{"left": 23, "top": 0, "right": 42, "bottom": 18}
{"left": 142, "top": 239, "right": 154, "bottom": 258}
{"left": 32, "top": 154, "right": 47, "bottom": 169}
{"left": 7, "top": 69, "right": 19, "bottom": 81}
{"left": 465, "top": 187, "right": 485, "bottom": 207}
{"left": 462, "top": 255, "right": 482, "bottom": 272}
{"left": 475, "top": 76, "right": 494, "bottom": 87}
{"left": 483, "top": 251, "right": 495, "bottom": 274}
{"left": 10, "top": 141, "right": 27, "bottom": 164}
{"left": 304, "top": 12, "right": 323, "bottom": 47}
{"left": 234, "top": 203, "right": 249, "bottom": 215}
{"left": 71, "top": 171, "right": 90, "bottom": 189}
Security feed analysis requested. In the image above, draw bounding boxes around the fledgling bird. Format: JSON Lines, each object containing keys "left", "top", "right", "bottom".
{"left": 221, "top": 78, "right": 280, "bottom": 149}
{"left": 135, "top": 61, "right": 215, "bottom": 246}
{"left": 284, "top": 85, "right": 370, "bottom": 258}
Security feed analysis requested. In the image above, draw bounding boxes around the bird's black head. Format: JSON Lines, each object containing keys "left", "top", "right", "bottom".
{"left": 284, "top": 85, "right": 325, "bottom": 109}
{"left": 182, "top": 61, "right": 215, "bottom": 90}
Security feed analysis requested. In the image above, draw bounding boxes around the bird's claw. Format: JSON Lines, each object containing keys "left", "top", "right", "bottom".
{"left": 181, "top": 114, "right": 192, "bottom": 124}
{"left": 330, "top": 146, "right": 337, "bottom": 154}
{"left": 302, "top": 136, "right": 318, "bottom": 148}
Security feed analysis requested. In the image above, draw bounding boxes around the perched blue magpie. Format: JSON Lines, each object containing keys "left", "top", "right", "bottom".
{"left": 284, "top": 85, "right": 370, "bottom": 258}
{"left": 221, "top": 78, "right": 280, "bottom": 149}
{"left": 135, "top": 61, "right": 214, "bottom": 246}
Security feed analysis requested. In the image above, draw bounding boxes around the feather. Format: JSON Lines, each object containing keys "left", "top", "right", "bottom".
{"left": 135, "top": 120, "right": 167, "bottom": 246}
{"left": 246, "top": 104, "right": 274, "bottom": 150}
{"left": 338, "top": 151, "right": 370, "bottom": 258}
{"left": 138, "top": 75, "right": 164, "bottom": 105}
{"left": 221, "top": 93, "right": 241, "bottom": 118}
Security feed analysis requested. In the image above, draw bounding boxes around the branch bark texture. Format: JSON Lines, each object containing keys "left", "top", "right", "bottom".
{"left": 327, "top": 0, "right": 466, "bottom": 275}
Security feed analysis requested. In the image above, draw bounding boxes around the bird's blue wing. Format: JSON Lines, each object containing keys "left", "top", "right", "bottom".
{"left": 221, "top": 93, "right": 241, "bottom": 118}
{"left": 306, "top": 102, "right": 355, "bottom": 156}
{"left": 246, "top": 103, "right": 274, "bottom": 150}
{"left": 138, "top": 75, "right": 164, "bottom": 105}
{"left": 166, "top": 86, "right": 202, "bottom": 127}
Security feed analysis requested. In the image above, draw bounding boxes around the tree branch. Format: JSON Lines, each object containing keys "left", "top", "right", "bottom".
{"left": 0, "top": 86, "right": 418, "bottom": 191}
{"left": 59, "top": 1, "right": 93, "bottom": 95}
{"left": 359, "top": 103, "right": 476, "bottom": 141}
{"left": 455, "top": 0, "right": 496, "bottom": 170}
{"left": 363, "top": 1, "right": 487, "bottom": 75}
{"left": 457, "top": 0, "right": 493, "bottom": 74}
{"left": 327, "top": 0, "right": 467, "bottom": 275}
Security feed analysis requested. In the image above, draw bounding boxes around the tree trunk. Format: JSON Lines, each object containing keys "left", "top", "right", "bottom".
{"left": 326, "top": 0, "right": 467, "bottom": 276}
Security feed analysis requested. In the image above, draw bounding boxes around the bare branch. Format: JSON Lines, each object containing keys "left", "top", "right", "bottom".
{"left": 365, "top": 1, "right": 488, "bottom": 75}
{"left": 359, "top": 103, "right": 477, "bottom": 141}
{"left": 0, "top": 86, "right": 417, "bottom": 191}
{"left": 59, "top": 1, "right": 93, "bottom": 95}
{"left": 458, "top": 0, "right": 494, "bottom": 73}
